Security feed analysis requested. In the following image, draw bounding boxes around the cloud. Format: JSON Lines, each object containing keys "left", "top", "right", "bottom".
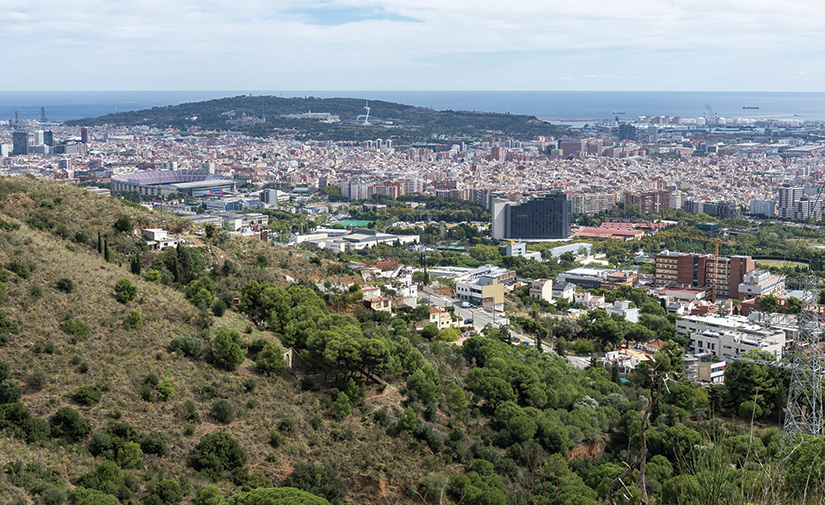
{"left": 797, "top": 71, "right": 812, "bottom": 76}
{"left": 2, "top": 0, "right": 825, "bottom": 90}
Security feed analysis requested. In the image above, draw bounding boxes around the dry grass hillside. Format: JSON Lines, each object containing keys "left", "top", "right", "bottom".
{"left": 0, "top": 179, "right": 435, "bottom": 504}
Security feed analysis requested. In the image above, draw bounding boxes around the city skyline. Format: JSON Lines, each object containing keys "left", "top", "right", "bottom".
{"left": 2, "top": 0, "right": 825, "bottom": 92}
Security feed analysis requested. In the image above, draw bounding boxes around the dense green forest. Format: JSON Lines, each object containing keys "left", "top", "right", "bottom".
{"left": 63, "top": 96, "right": 569, "bottom": 142}
{"left": 0, "top": 178, "right": 824, "bottom": 504}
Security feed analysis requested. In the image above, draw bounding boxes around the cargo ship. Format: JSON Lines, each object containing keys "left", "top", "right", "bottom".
{"left": 742, "top": 106, "right": 760, "bottom": 110}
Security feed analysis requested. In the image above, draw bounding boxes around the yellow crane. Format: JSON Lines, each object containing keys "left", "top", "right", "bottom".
{"left": 657, "top": 230, "right": 737, "bottom": 302}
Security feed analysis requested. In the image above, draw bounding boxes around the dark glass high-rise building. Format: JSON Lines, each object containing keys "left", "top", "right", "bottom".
{"left": 12, "top": 131, "right": 28, "bottom": 156}
{"left": 504, "top": 191, "right": 570, "bottom": 239}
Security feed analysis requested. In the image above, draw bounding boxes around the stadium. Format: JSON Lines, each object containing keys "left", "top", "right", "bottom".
{"left": 110, "top": 170, "right": 236, "bottom": 198}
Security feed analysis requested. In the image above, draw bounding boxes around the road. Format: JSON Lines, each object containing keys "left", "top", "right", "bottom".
{"left": 422, "top": 290, "right": 508, "bottom": 329}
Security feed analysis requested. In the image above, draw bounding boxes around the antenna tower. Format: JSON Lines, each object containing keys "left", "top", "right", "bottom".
{"left": 363, "top": 100, "right": 371, "bottom": 125}
{"left": 736, "top": 274, "right": 823, "bottom": 450}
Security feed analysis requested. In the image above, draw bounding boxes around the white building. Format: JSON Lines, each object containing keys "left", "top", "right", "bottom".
{"left": 529, "top": 279, "right": 553, "bottom": 303}
{"left": 678, "top": 314, "right": 787, "bottom": 360}
{"left": 689, "top": 329, "right": 785, "bottom": 360}
{"left": 737, "top": 270, "right": 786, "bottom": 300}
{"left": 606, "top": 300, "right": 640, "bottom": 323}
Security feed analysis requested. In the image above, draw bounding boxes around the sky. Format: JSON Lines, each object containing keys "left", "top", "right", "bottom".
{"left": 1, "top": 0, "right": 824, "bottom": 91}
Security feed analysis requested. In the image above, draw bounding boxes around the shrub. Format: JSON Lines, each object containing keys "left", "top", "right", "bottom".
{"left": 113, "top": 215, "right": 131, "bottom": 233}
{"left": 49, "top": 407, "right": 92, "bottom": 441}
{"left": 143, "top": 269, "right": 162, "bottom": 284}
{"left": 7, "top": 259, "right": 33, "bottom": 279}
{"left": 0, "top": 378, "right": 22, "bottom": 403}
{"left": 125, "top": 310, "right": 142, "bottom": 329}
{"left": 113, "top": 278, "right": 137, "bottom": 304}
{"left": 169, "top": 337, "right": 203, "bottom": 358}
{"left": 157, "top": 378, "right": 174, "bottom": 401}
{"left": 211, "top": 299, "right": 227, "bottom": 317}
{"left": 55, "top": 278, "right": 75, "bottom": 293}
{"left": 23, "top": 416, "right": 51, "bottom": 443}
{"left": 41, "top": 487, "right": 67, "bottom": 505}
{"left": 242, "top": 378, "right": 257, "bottom": 393}
{"left": 141, "top": 431, "right": 169, "bottom": 456}
{"left": 117, "top": 441, "right": 144, "bottom": 469}
{"left": 331, "top": 393, "right": 352, "bottom": 419}
{"left": 255, "top": 341, "right": 288, "bottom": 376}
{"left": 739, "top": 400, "right": 763, "bottom": 420}
{"left": 297, "top": 377, "right": 319, "bottom": 392}
{"left": 283, "top": 461, "right": 348, "bottom": 505}
{"left": 194, "top": 485, "right": 223, "bottom": 505}
{"left": 224, "top": 488, "right": 332, "bottom": 505}
{"left": 278, "top": 419, "right": 294, "bottom": 432}
{"left": 184, "top": 399, "right": 201, "bottom": 424}
{"left": 138, "top": 383, "right": 154, "bottom": 402}
{"left": 210, "top": 399, "right": 236, "bottom": 424}
{"left": 61, "top": 319, "right": 90, "bottom": 340}
{"left": 309, "top": 416, "right": 322, "bottom": 430}
{"left": 27, "top": 369, "right": 48, "bottom": 390}
{"left": 191, "top": 432, "right": 247, "bottom": 479}
{"left": 74, "top": 385, "right": 102, "bottom": 406}
{"left": 269, "top": 432, "right": 283, "bottom": 448}
{"left": 89, "top": 431, "right": 115, "bottom": 459}
{"left": 155, "top": 478, "right": 182, "bottom": 504}
{"left": 74, "top": 230, "right": 90, "bottom": 244}
{"left": 210, "top": 329, "right": 246, "bottom": 370}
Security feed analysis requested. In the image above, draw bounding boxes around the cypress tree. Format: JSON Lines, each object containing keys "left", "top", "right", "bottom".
{"left": 104, "top": 240, "right": 111, "bottom": 262}
{"left": 131, "top": 254, "right": 141, "bottom": 275}
{"left": 97, "top": 232, "right": 102, "bottom": 254}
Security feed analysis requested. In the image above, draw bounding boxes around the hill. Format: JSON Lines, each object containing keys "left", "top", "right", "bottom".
{"left": 0, "top": 178, "right": 440, "bottom": 504}
{"left": 63, "top": 95, "right": 568, "bottom": 142}
{"left": 0, "top": 178, "right": 822, "bottom": 505}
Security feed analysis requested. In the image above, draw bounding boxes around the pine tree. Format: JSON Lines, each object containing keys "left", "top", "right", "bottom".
{"left": 130, "top": 254, "right": 141, "bottom": 275}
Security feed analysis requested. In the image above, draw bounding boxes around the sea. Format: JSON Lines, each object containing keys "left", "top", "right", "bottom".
{"left": 3, "top": 90, "right": 825, "bottom": 123}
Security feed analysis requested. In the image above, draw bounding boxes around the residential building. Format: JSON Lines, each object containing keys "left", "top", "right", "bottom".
{"left": 552, "top": 282, "right": 575, "bottom": 301}
{"left": 606, "top": 300, "right": 640, "bottom": 323}
{"left": 737, "top": 270, "right": 786, "bottom": 301}
{"left": 623, "top": 189, "right": 671, "bottom": 215}
{"left": 677, "top": 314, "right": 787, "bottom": 360}
{"left": 529, "top": 279, "right": 553, "bottom": 303}
{"left": 601, "top": 271, "right": 639, "bottom": 290}
{"left": 749, "top": 200, "right": 776, "bottom": 218}
{"left": 653, "top": 251, "right": 755, "bottom": 299}
{"left": 689, "top": 329, "right": 785, "bottom": 360}
{"left": 778, "top": 185, "right": 804, "bottom": 220}
{"left": 427, "top": 306, "right": 460, "bottom": 330}
{"left": 557, "top": 267, "right": 615, "bottom": 290}
{"left": 696, "top": 361, "right": 726, "bottom": 383}
{"left": 568, "top": 192, "right": 618, "bottom": 215}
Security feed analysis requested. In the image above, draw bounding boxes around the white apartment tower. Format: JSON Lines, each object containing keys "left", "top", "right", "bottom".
{"left": 778, "top": 185, "right": 803, "bottom": 220}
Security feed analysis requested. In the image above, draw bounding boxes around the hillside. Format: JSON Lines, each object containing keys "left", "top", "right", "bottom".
{"left": 0, "top": 178, "right": 823, "bottom": 505}
{"left": 0, "top": 179, "right": 440, "bottom": 504}
{"left": 63, "top": 95, "right": 568, "bottom": 142}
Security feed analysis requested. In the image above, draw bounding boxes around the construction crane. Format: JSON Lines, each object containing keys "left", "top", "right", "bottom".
{"left": 657, "top": 230, "right": 736, "bottom": 302}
